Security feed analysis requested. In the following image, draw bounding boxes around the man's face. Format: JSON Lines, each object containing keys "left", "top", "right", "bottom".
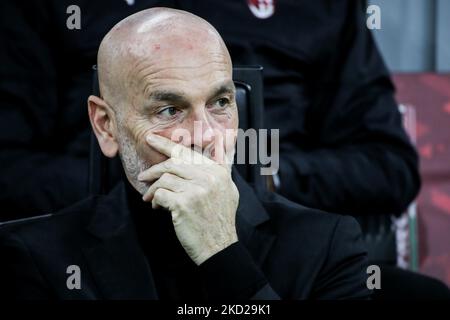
{"left": 114, "top": 34, "right": 238, "bottom": 194}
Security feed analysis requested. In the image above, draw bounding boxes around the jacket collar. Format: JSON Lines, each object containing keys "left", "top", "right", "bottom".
{"left": 83, "top": 183, "right": 158, "bottom": 299}
{"left": 84, "top": 169, "right": 275, "bottom": 299}
{"left": 86, "top": 168, "right": 271, "bottom": 240}
{"left": 232, "top": 169, "right": 276, "bottom": 266}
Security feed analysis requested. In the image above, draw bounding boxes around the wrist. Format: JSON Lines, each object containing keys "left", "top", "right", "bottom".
{"left": 196, "top": 236, "right": 238, "bottom": 265}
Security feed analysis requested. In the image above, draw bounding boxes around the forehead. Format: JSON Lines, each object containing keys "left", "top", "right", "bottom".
{"left": 128, "top": 43, "right": 232, "bottom": 100}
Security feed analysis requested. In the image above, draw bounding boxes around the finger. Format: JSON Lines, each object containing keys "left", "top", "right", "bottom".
{"left": 151, "top": 188, "right": 174, "bottom": 210}
{"left": 138, "top": 158, "right": 194, "bottom": 183}
{"left": 142, "top": 173, "right": 184, "bottom": 202}
{"left": 146, "top": 134, "right": 189, "bottom": 159}
{"left": 146, "top": 133, "right": 214, "bottom": 165}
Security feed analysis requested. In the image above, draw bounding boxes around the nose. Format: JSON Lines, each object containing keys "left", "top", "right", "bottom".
{"left": 190, "top": 109, "right": 216, "bottom": 152}
{"left": 170, "top": 108, "right": 217, "bottom": 152}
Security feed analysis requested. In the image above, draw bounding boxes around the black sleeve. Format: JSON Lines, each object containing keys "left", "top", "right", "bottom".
{"left": 277, "top": 1, "right": 420, "bottom": 216}
{"left": 0, "top": 231, "right": 53, "bottom": 299}
{"left": 200, "top": 241, "right": 280, "bottom": 300}
{"left": 311, "top": 215, "right": 372, "bottom": 300}
{"left": 0, "top": 1, "right": 88, "bottom": 220}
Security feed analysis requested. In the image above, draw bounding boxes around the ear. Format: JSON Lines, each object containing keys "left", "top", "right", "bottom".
{"left": 87, "top": 95, "right": 119, "bottom": 158}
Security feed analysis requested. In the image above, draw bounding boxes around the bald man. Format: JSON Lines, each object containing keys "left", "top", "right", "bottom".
{"left": 0, "top": 8, "right": 370, "bottom": 300}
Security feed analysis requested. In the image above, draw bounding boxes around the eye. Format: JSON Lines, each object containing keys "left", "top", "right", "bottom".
{"left": 213, "top": 97, "right": 230, "bottom": 108}
{"left": 157, "top": 106, "right": 179, "bottom": 118}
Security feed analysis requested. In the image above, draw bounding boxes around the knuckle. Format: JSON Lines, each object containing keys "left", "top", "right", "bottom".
{"left": 148, "top": 185, "right": 157, "bottom": 198}
{"left": 160, "top": 172, "right": 171, "bottom": 182}
{"left": 163, "top": 160, "right": 172, "bottom": 170}
{"left": 167, "top": 157, "right": 176, "bottom": 166}
{"left": 153, "top": 188, "right": 165, "bottom": 200}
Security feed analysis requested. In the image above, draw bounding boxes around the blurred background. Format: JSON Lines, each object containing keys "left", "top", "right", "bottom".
{"left": 369, "top": 0, "right": 450, "bottom": 286}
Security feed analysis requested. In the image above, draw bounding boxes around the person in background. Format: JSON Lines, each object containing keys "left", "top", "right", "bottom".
{"left": 0, "top": 0, "right": 176, "bottom": 220}
{"left": 179, "top": 0, "right": 421, "bottom": 216}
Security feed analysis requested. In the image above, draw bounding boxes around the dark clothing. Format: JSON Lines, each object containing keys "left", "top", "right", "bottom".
{"left": 0, "top": 0, "right": 176, "bottom": 220}
{"left": 124, "top": 181, "right": 207, "bottom": 300}
{"left": 373, "top": 265, "right": 450, "bottom": 300}
{"left": 0, "top": 0, "right": 419, "bottom": 220}
{"left": 0, "top": 172, "right": 370, "bottom": 300}
{"left": 180, "top": 1, "right": 420, "bottom": 215}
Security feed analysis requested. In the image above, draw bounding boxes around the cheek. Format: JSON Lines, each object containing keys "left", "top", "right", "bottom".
{"left": 211, "top": 108, "right": 238, "bottom": 129}
{"left": 128, "top": 120, "right": 172, "bottom": 166}
{"left": 212, "top": 117, "right": 238, "bottom": 150}
{"left": 136, "top": 143, "right": 168, "bottom": 166}
{"left": 225, "top": 108, "right": 239, "bottom": 129}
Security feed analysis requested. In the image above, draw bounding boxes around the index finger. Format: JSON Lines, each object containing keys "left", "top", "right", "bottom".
{"left": 146, "top": 134, "right": 189, "bottom": 159}
{"left": 146, "top": 133, "right": 215, "bottom": 165}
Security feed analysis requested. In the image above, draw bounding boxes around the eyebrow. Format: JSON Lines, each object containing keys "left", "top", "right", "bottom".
{"left": 210, "top": 81, "right": 235, "bottom": 99}
{"left": 149, "top": 91, "right": 185, "bottom": 103}
{"left": 146, "top": 80, "right": 235, "bottom": 106}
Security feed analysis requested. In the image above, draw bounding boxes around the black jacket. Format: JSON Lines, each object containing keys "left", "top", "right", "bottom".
{"left": 0, "top": 0, "right": 420, "bottom": 219}
{"left": 0, "top": 172, "right": 370, "bottom": 300}
{"left": 182, "top": 1, "right": 421, "bottom": 215}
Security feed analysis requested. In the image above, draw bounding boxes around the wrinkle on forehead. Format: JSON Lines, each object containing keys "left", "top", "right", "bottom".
{"left": 139, "top": 61, "right": 230, "bottom": 97}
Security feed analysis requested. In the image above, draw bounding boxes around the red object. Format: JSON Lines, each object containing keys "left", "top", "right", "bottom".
{"left": 247, "top": 0, "right": 275, "bottom": 19}
{"left": 393, "top": 73, "right": 450, "bottom": 286}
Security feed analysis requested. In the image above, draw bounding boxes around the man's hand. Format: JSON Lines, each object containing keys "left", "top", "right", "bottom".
{"left": 137, "top": 134, "right": 239, "bottom": 265}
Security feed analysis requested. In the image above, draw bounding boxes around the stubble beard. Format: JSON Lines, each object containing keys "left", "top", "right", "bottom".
{"left": 117, "top": 129, "right": 152, "bottom": 195}
{"left": 117, "top": 129, "right": 236, "bottom": 196}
